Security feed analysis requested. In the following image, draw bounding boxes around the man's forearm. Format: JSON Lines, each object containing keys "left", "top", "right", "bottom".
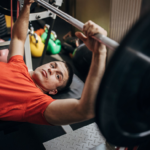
{"left": 79, "top": 51, "right": 107, "bottom": 118}
{"left": 12, "top": 5, "right": 30, "bottom": 43}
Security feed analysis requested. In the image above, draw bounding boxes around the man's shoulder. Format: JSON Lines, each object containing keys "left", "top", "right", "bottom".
{"left": 8, "top": 55, "right": 24, "bottom": 63}
{"left": 8, "top": 55, "right": 28, "bottom": 71}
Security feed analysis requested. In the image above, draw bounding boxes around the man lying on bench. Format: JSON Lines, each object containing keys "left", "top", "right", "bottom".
{"left": 0, "top": 0, "right": 107, "bottom": 126}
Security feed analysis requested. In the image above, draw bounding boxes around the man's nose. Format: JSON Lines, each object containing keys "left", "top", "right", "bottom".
{"left": 48, "top": 68, "right": 55, "bottom": 75}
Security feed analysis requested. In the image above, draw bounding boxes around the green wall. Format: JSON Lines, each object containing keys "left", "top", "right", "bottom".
{"left": 67, "top": 0, "right": 111, "bottom": 35}
{"left": 75, "top": 0, "right": 110, "bottom": 32}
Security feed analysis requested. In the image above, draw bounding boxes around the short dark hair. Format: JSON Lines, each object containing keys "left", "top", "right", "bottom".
{"left": 57, "top": 61, "right": 73, "bottom": 92}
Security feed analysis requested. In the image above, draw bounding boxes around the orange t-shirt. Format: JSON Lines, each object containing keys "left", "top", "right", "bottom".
{"left": 0, "top": 55, "right": 55, "bottom": 125}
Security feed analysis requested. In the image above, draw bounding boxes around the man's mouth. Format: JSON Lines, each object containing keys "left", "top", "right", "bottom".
{"left": 42, "top": 69, "right": 47, "bottom": 78}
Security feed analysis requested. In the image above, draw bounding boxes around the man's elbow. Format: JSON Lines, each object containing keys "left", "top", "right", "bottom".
{"left": 77, "top": 106, "right": 95, "bottom": 121}
{"left": 86, "top": 113, "right": 95, "bottom": 120}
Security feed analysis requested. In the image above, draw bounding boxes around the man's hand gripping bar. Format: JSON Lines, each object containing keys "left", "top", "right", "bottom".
{"left": 35, "top": 0, "right": 119, "bottom": 50}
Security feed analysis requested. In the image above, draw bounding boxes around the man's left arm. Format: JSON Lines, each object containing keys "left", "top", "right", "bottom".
{"left": 8, "top": 0, "right": 34, "bottom": 60}
{"left": 44, "top": 21, "right": 107, "bottom": 126}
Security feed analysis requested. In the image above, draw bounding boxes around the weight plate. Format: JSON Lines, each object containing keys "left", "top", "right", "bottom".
{"left": 95, "top": 10, "right": 150, "bottom": 147}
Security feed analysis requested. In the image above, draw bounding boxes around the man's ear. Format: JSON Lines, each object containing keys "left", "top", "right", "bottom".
{"left": 48, "top": 89, "right": 58, "bottom": 95}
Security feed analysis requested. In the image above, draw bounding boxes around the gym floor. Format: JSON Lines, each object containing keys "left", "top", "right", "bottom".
{"left": 0, "top": 6, "right": 95, "bottom": 150}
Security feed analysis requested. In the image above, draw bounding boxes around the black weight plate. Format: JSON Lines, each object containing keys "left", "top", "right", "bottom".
{"left": 95, "top": 10, "right": 150, "bottom": 147}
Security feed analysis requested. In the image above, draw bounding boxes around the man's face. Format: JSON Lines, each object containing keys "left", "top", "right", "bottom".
{"left": 32, "top": 61, "right": 69, "bottom": 94}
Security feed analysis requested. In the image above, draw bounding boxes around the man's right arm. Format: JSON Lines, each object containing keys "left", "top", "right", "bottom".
{"left": 8, "top": 0, "right": 34, "bottom": 60}
{"left": 44, "top": 21, "right": 107, "bottom": 126}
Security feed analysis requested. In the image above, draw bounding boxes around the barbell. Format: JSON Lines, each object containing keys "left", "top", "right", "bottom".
{"left": 35, "top": 0, "right": 119, "bottom": 50}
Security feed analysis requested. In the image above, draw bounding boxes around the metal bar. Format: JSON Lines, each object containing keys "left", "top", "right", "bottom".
{"left": 24, "top": 33, "right": 33, "bottom": 72}
{"left": 0, "top": 41, "right": 10, "bottom": 47}
{"left": 35, "top": 0, "right": 119, "bottom": 50}
{"left": 0, "top": 41, "right": 10, "bottom": 50}
{"left": 39, "top": 18, "right": 56, "bottom": 66}
{"left": 29, "top": 11, "right": 55, "bottom": 21}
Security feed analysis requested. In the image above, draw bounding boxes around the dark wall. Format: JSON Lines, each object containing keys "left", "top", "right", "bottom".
{"left": 140, "top": 0, "right": 150, "bottom": 17}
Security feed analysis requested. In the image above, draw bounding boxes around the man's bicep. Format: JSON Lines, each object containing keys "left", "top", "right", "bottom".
{"left": 44, "top": 99, "right": 87, "bottom": 126}
{"left": 8, "top": 39, "right": 24, "bottom": 60}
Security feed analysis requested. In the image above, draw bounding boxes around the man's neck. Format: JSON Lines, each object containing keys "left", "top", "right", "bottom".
{"left": 29, "top": 71, "right": 46, "bottom": 94}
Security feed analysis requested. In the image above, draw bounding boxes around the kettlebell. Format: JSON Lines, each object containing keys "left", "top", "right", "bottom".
{"left": 34, "top": 28, "right": 45, "bottom": 36}
{"left": 41, "top": 27, "right": 61, "bottom": 54}
{"left": 47, "top": 39, "right": 61, "bottom": 55}
{"left": 30, "top": 33, "right": 45, "bottom": 57}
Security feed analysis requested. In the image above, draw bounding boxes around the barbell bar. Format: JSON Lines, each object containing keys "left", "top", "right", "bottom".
{"left": 35, "top": 0, "right": 119, "bottom": 50}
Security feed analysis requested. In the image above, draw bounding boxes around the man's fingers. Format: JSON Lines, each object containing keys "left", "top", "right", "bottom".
{"left": 84, "top": 20, "right": 107, "bottom": 37}
{"left": 86, "top": 25, "right": 95, "bottom": 37}
{"left": 75, "top": 32, "right": 87, "bottom": 42}
{"left": 83, "top": 21, "right": 91, "bottom": 36}
{"left": 29, "top": 0, "right": 35, "bottom": 4}
{"left": 83, "top": 21, "right": 97, "bottom": 37}
{"left": 24, "top": 0, "right": 35, "bottom": 5}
